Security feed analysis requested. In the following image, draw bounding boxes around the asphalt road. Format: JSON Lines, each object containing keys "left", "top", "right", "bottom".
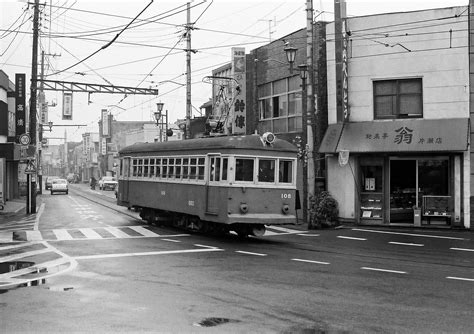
{"left": 0, "top": 184, "right": 473, "bottom": 333}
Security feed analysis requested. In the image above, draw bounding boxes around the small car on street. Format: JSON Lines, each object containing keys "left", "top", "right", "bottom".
{"left": 98, "top": 176, "right": 118, "bottom": 191}
{"left": 45, "top": 176, "right": 59, "bottom": 190}
{"left": 50, "top": 178, "right": 68, "bottom": 195}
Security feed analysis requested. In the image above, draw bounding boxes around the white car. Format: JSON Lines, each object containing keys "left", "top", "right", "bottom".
{"left": 50, "top": 178, "right": 68, "bottom": 195}
{"left": 98, "top": 176, "right": 118, "bottom": 191}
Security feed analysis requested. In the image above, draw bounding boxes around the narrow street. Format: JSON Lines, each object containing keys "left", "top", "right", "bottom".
{"left": 1, "top": 185, "right": 472, "bottom": 333}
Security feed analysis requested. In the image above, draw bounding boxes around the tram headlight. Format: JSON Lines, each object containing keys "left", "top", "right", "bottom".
{"left": 262, "top": 132, "right": 276, "bottom": 145}
{"left": 282, "top": 204, "right": 290, "bottom": 214}
{"left": 240, "top": 203, "right": 248, "bottom": 214}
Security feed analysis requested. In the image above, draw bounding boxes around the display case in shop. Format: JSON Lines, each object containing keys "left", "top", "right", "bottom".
{"left": 422, "top": 195, "right": 451, "bottom": 224}
{"left": 360, "top": 192, "right": 383, "bottom": 222}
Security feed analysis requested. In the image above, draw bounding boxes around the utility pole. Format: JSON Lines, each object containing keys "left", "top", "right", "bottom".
{"left": 185, "top": 2, "right": 192, "bottom": 139}
{"left": 306, "top": 0, "right": 316, "bottom": 219}
{"left": 27, "top": 0, "right": 40, "bottom": 213}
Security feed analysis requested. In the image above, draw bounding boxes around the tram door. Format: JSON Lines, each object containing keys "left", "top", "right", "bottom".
{"left": 120, "top": 157, "right": 131, "bottom": 203}
{"left": 206, "top": 155, "right": 226, "bottom": 215}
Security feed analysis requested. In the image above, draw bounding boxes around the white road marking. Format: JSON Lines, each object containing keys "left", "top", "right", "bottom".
{"left": 104, "top": 227, "right": 130, "bottom": 238}
{"left": 74, "top": 247, "right": 223, "bottom": 260}
{"left": 353, "top": 228, "right": 467, "bottom": 240}
{"left": 194, "top": 244, "right": 220, "bottom": 249}
{"left": 0, "top": 232, "right": 13, "bottom": 242}
{"left": 128, "top": 225, "right": 160, "bottom": 237}
{"left": 297, "top": 233, "right": 320, "bottom": 237}
{"left": 268, "top": 226, "right": 305, "bottom": 233}
{"left": 26, "top": 230, "right": 43, "bottom": 241}
{"left": 389, "top": 241, "right": 424, "bottom": 247}
{"left": 79, "top": 228, "right": 103, "bottom": 239}
{"left": 0, "top": 242, "right": 40, "bottom": 251}
{"left": 235, "top": 250, "right": 267, "bottom": 256}
{"left": 262, "top": 230, "right": 279, "bottom": 236}
{"left": 361, "top": 267, "right": 407, "bottom": 274}
{"left": 0, "top": 248, "right": 51, "bottom": 263}
{"left": 337, "top": 236, "right": 367, "bottom": 241}
{"left": 162, "top": 239, "right": 181, "bottom": 243}
{"left": 34, "top": 202, "right": 45, "bottom": 230}
{"left": 447, "top": 276, "right": 474, "bottom": 282}
{"left": 53, "top": 229, "right": 73, "bottom": 240}
{"left": 450, "top": 247, "right": 474, "bottom": 252}
{"left": 292, "top": 258, "right": 330, "bottom": 265}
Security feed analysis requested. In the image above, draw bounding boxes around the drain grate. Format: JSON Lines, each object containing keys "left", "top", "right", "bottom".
{"left": 194, "top": 317, "right": 240, "bottom": 327}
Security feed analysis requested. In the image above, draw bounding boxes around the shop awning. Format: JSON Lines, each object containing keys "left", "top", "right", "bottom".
{"left": 319, "top": 118, "right": 469, "bottom": 153}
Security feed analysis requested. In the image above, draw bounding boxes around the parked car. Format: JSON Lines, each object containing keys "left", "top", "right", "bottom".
{"left": 50, "top": 178, "right": 68, "bottom": 195}
{"left": 45, "top": 176, "right": 59, "bottom": 190}
{"left": 98, "top": 176, "right": 118, "bottom": 191}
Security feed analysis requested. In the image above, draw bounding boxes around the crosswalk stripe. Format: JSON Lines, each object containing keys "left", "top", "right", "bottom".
{"left": 79, "top": 228, "right": 103, "bottom": 239}
{"left": 53, "top": 229, "right": 73, "bottom": 240}
{"left": 128, "top": 226, "right": 160, "bottom": 237}
{"left": 26, "top": 230, "right": 43, "bottom": 241}
{"left": 104, "top": 227, "right": 130, "bottom": 238}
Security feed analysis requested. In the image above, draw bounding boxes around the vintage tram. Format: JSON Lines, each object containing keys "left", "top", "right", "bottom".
{"left": 117, "top": 133, "right": 298, "bottom": 237}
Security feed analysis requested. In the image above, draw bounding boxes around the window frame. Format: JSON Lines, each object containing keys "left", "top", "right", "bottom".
{"left": 373, "top": 78, "right": 423, "bottom": 119}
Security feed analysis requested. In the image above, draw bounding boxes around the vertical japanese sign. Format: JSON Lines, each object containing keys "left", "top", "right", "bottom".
{"left": 101, "top": 137, "right": 107, "bottom": 155}
{"left": 39, "top": 91, "right": 48, "bottom": 124}
{"left": 0, "top": 158, "right": 4, "bottom": 206}
{"left": 62, "top": 91, "right": 73, "bottom": 120}
{"left": 231, "top": 47, "right": 246, "bottom": 134}
{"left": 101, "top": 109, "right": 109, "bottom": 137}
{"left": 334, "top": 0, "right": 349, "bottom": 122}
{"left": 15, "top": 73, "right": 26, "bottom": 143}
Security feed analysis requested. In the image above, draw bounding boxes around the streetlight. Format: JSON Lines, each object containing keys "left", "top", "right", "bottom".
{"left": 284, "top": 46, "right": 297, "bottom": 74}
{"left": 154, "top": 102, "right": 168, "bottom": 142}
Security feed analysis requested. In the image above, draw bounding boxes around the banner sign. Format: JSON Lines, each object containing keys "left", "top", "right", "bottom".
{"left": 62, "top": 91, "right": 73, "bottom": 120}
{"left": 101, "top": 137, "right": 107, "bottom": 155}
{"left": 15, "top": 73, "right": 26, "bottom": 143}
{"left": 231, "top": 47, "right": 246, "bottom": 134}
{"left": 101, "top": 109, "right": 109, "bottom": 137}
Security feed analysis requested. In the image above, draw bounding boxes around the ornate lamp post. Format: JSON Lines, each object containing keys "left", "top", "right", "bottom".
{"left": 284, "top": 46, "right": 297, "bottom": 74}
{"left": 154, "top": 102, "right": 168, "bottom": 142}
{"left": 298, "top": 64, "right": 309, "bottom": 225}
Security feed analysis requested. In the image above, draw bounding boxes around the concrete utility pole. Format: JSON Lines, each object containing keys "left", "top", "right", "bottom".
{"left": 185, "top": 2, "right": 192, "bottom": 139}
{"left": 27, "top": 0, "right": 40, "bottom": 213}
{"left": 306, "top": 0, "right": 316, "bottom": 219}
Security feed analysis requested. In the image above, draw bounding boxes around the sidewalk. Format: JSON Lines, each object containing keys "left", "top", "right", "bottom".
{"left": 0, "top": 198, "right": 26, "bottom": 214}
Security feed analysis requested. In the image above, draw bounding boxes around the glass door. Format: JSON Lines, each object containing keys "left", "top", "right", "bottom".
{"left": 390, "top": 159, "right": 417, "bottom": 223}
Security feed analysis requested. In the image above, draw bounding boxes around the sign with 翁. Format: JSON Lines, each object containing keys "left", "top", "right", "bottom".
{"left": 62, "top": 91, "right": 73, "bottom": 120}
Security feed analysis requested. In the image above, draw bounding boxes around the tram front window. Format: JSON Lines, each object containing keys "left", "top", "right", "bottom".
{"left": 235, "top": 158, "right": 254, "bottom": 181}
{"left": 258, "top": 159, "right": 275, "bottom": 182}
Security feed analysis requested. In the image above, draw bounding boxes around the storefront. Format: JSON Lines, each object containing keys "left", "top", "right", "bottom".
{"left": 319, "top": 118, "right": 470, "bottom": 228}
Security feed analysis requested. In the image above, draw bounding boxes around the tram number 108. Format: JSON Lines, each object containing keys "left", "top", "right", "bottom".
{"left": 281, "top": 193, "right": 292, "bottom": 199}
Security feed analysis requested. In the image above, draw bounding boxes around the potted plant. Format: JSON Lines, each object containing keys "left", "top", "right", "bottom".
{"left": 309, "top": 191, "right": 339, "bottom": 229}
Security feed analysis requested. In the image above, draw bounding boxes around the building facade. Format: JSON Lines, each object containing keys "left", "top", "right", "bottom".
{"left": 320, "top": 6, "right": 470, "bottom": 228}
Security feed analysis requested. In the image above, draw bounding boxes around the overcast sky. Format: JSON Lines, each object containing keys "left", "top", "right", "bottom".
{"left": 0, "top": 0, "right": 468, "bottom": 143}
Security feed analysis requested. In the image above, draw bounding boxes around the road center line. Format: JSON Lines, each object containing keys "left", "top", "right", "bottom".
{"left": 450, "top": 247, "right": 474, "bottom": 252}
{"left": 361, "top": 267, "right": 407, "bottom": 274}
{"left": 74, "top": 248, "right": 223, "bottom": 260}
{"left": 297, "top": 234, "right": 320, "bottom": 237}
{"left": 162, "top": 239, "right": 181, "bottom": 243}
{"left": 292, "top": 258, "right": 330, "bottom": 265}
{"left": 337, "top": 236, "right": 367, "bottom": 241}
{"left": 389, "top": 241, "right": 424, "bottom": 247}
{"left": 447, "top": 276, "right": 474, "bottom": 282}
{"left": 235, "top": 250, "right": 267, "bottom": 256}
{"left": 353, "top": 228, "right": 467, "bottom": 240}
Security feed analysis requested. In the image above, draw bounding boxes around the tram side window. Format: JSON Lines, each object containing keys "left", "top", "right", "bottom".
{"left": 175, "top": 158, "right": 182, "bottom": 179}
{"left": 155, "top": 158, "right": 161, "bottom": 177}
{"left": 258, "top": 159, "right": 275, "bottom": 183}
{"left": 144, "top": 159, "right": 149, "bottom": 177}
{"left": 222, "top": 158, "right": 228, "bottom": 181}
{"left": 183, "top": 158, "right": 189, "bottom": 179}
{"left": 198, "top": 158, "right": 205, "bottom": 180}
{"left": 132, "top": 159, "right": 138, "bottom": 177}
{"left": 137, "top": 159, "right": 144, "bottom": 177}
{"left": 162, "top": 159, "right": 168, "bottom": 178}
{"left": 279, "top": 160, "right": 293, "bottom": 183}
{"left": 149, "top": 158, "right": 155, "bottom": 177}
{"left": 210, "top": 157, "right": 220, "bottom": 182}
{"left": 168, "top": 158, "right": 175, "bottom": 178}
{"left": 235, "top": 158, "right": 254, "bottom": 181}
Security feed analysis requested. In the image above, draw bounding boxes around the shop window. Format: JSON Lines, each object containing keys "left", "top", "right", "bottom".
{"left": 418, "top": 159, "right": 449, "bottom": 196}
{"left": 374, "top": 78, "right": 422, "bottom": 119}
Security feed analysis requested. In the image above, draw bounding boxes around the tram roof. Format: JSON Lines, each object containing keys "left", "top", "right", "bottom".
{"left": 119, "top": 134, "right": 297, "bottom": 155}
